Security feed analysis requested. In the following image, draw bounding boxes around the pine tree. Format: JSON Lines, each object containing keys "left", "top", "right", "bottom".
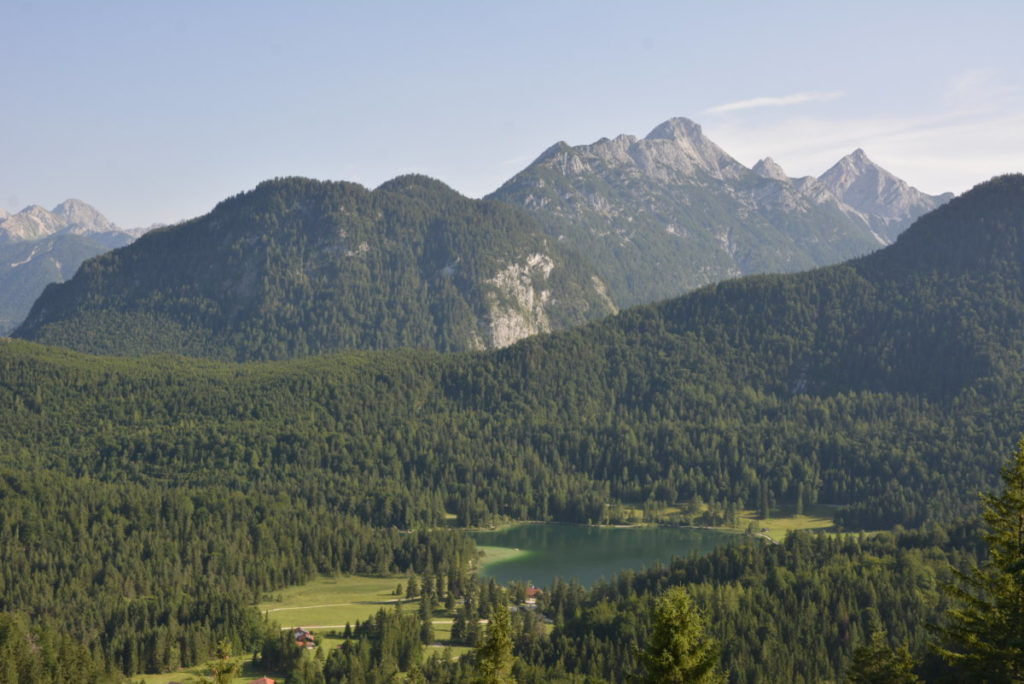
{"left": 935, "top": 439, "right": 1024, "bottom": 680}
{"left": 475, "top": 605, "right": 515, "bottom": 684}
{"left": 847, "top": 630, "right": 921, "bottom": 683}
{"left": 420, "top": 593, "right": 435, "bottom": 644}
{"left": 640, "top": 587, "right": 724, "bottom": 684}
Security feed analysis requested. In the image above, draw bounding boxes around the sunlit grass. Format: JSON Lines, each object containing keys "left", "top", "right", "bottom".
{"left": 737, "top": 504, "right": 836, "bottom": 542}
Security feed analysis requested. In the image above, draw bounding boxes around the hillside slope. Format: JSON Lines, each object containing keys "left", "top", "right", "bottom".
{"left": 4, "top": 176, "right": 1022, "bottom": 533}
{"left": 14, "top": 176, "right": 616, "bottom": 359}
{"left": 0, "top": 201, "right": 137, "bottom": 333}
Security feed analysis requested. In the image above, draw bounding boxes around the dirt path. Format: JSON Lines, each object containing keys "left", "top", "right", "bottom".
{"left": 281, "top": 618, "right": 487, "bottom": 629}
{"left": 265, "top": 602, "right": 355, "bottom": 612}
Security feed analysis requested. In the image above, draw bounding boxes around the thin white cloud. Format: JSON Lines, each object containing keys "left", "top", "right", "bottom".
{"left": 703, "top": 91, "right": 843, "bottom": 114}
{"left": 699, "top": 71, "right": 1024, "bottom": 195}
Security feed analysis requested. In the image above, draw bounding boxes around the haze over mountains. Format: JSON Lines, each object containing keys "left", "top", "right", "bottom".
{"left": 0, "top": 200, "right": 148, "bottom": 334}
{"left": 491, "top": 117, "right": 951, "bottom": 307}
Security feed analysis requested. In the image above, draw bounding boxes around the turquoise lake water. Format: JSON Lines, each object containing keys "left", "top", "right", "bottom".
{"left": 469, "top": 523, "right": 738, "bottom": 588}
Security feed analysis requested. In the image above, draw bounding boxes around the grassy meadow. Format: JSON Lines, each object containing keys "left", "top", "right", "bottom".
{"left": 737, "top": 503, "right": 837, "bottom": 542}
{"left": 134, "top": 573, "right": 471, "bottom": 683}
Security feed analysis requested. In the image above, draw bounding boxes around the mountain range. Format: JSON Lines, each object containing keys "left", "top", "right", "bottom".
{"left": 14, "top": 176, "right": 616, "bottom": 359}
{"left": 491, "top": 117, "right": 951, "bottom": 307}
{"left": 0, "top": 168, "right": 1019, "bottom": 682}
{"left": 10, "top": 117, "right": 952, "bottom": 360}
{"left": 5, "top": 174, "right": 1022, "bottom": 530}
{"left": 0, "top": 200, "right": 148, "bottom": 333}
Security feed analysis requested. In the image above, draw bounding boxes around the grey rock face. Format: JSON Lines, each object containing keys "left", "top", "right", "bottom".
{"left": 490, "top": 117, "right": 948, "bottom": 309}
{"left": 0, "top": 199, "right": 133, "bottom": 242}
{"left": 51, "top": 199, "right": 120, "bottom": 235}
{"left": 752, "top": 157, "right": 789, "bottom": 181}
{"left": 0, "top": 205, "right": 67, "bottom": 241}
{"left": 818, "top": 149, "right": 953, "bottom": 242}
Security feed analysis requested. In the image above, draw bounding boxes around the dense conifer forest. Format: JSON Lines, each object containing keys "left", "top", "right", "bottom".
{"left": 14, "top": 176, "right": 614, "bottom": 358}
{"left": 1, "top": 175, "right": 1023, "bottom": 681}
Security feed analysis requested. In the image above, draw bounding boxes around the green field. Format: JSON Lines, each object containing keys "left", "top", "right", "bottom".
{"left": 133, "top": 657, "right": 269, "bottom": 683}
{"left": 737, "top": 504, "right": 836, "bottom": 542}
{"left": 258, "top": 574, "right": 416, "bottom": 628}
{"left": 136, "top": 574, "right": 474, "bottom": 683}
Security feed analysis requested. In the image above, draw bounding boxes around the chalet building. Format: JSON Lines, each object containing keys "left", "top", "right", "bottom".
{"left": 293, "top": 627, "right": 316, "bottom": 648}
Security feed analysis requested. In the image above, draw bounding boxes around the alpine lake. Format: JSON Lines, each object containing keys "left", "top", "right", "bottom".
{"left": 469, "top": 523, "right": 740, "bottom": 588}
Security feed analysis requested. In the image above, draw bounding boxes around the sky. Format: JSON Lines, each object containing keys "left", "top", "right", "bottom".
{"left": 3, "top": 0, "right": 1023, "bottom": 228}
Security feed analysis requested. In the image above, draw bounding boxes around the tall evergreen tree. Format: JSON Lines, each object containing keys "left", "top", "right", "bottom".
{"left": 475, "top": 606, "right": 515, "bottom": 684}
{"left": 640, "top": 587, "right": 724, "bottom": 684}
{"left": 847, "top": 630, "right": 922, "bottom": 683}
{"left": 935, "top": 439, "right": 1024, "bottom": 680}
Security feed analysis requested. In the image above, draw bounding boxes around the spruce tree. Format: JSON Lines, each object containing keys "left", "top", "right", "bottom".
{"left": 847, "top": 630, "right": 921, "bottom": 683}
{"left": 641, "top": 587, "right": 724, "bottom": 684}
{"left": 475, "top": 605, "right": 515, "bottom": 684}
{"left": 935, "top": 439, "right": 1024, "bottom": 680}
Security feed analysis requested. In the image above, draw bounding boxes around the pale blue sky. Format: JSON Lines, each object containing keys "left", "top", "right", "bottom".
{"left": 3, "top": 0, "right": 1022, "bottom": 227}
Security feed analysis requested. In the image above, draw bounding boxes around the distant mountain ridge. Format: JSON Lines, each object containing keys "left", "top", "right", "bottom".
{"left": 0, "top": 199, "right": 122, "bottom": 242}
{"left": 818, "top": 148, "right": 954, "bottom": 241}
{"left": 7, "top": 117, "right": 953, "bottom": 350}
{"left": 489, "top": 117, "right": 950, "bottom": 307}
{"left": 14, "top": 176, "right": 616, "bottom": 359}
{"left": 0, "top": 200, "right": 144, "bottom": 334}
{"left": 4, "top": 175, "right": 1022, "bottom": 538}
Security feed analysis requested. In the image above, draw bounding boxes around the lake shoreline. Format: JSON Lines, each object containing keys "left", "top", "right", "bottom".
{"left": 470, "top": 522, "right": 741, "bottom": 588}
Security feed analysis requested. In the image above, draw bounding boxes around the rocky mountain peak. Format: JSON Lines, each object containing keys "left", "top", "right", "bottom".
{"left": 820, "top": 149, "right": 886, "bottom": 186}
{"left": 0, "top": 200, "right": 130, "bottom": 243}
{"left": 644, "top": 117, "right": 705, "bottom": 142}
{"left": 52, "top": 199, "right": 118, "bottom": 234}
{"left": 848, "top": 148, "right": 870, "bottom": 164}
{"left": 752, "top": 157, "right": 789, "bottom": 181}
{"left": 0, "top": 205, "right": 64, "bottom": 241}
{"left": 633, "top": 117, "right": 747, "bottom": 181}
{"left": 818, "top": 149, "right": 952, "bottom": 241}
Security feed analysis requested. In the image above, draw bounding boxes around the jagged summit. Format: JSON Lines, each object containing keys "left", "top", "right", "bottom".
{"left": 489, "top": 116, "right": 951, "bottom": 308}
{"left": 531, "top": 140, "right": 574, "bottom": 166}
{"left": 644, "top": 117, "right": 705, "bottom": 141}
{"left": 819, "top": 149, "right": 953, "bottom": 241}
{"left": 0, "top": 199, "right": 123, "bottom": 242}
{"left": 51, "top": 199, "right": 118, "bottom": 235}
{"left": 820, "top": 149, "right": 906, "bottom": 198}
{"left": 629, "top": 117, "right": 746, "bottom": 181}
{"left": 752, "top": 157, "right": 789, "bottom": 181}
{"left": 53, "top": 198, "right": 102, "bottom": 219}
{"left": 848, "top": 148, "right": 870, "bottom": 163}
{"left": 1, "top": 204, "right": 69, "bottom": 241}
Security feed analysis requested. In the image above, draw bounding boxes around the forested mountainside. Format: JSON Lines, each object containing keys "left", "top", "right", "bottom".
{"left": 14, "top": 176, "right": 616, "bottom": 359}
{"left": 5, "top": 176, "right": 1023, "bottom": 527}
{"left": 490, "top": 117, "right": 950, "bottom": 307}
{"left": 0, "top": 232, "right": 133, "bottom": 334}
{"left": 0, "top": 175, "right": 1020, "bottom": 681}
{"left": 0, "top": 200, "right": 138, "bottom": 334}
